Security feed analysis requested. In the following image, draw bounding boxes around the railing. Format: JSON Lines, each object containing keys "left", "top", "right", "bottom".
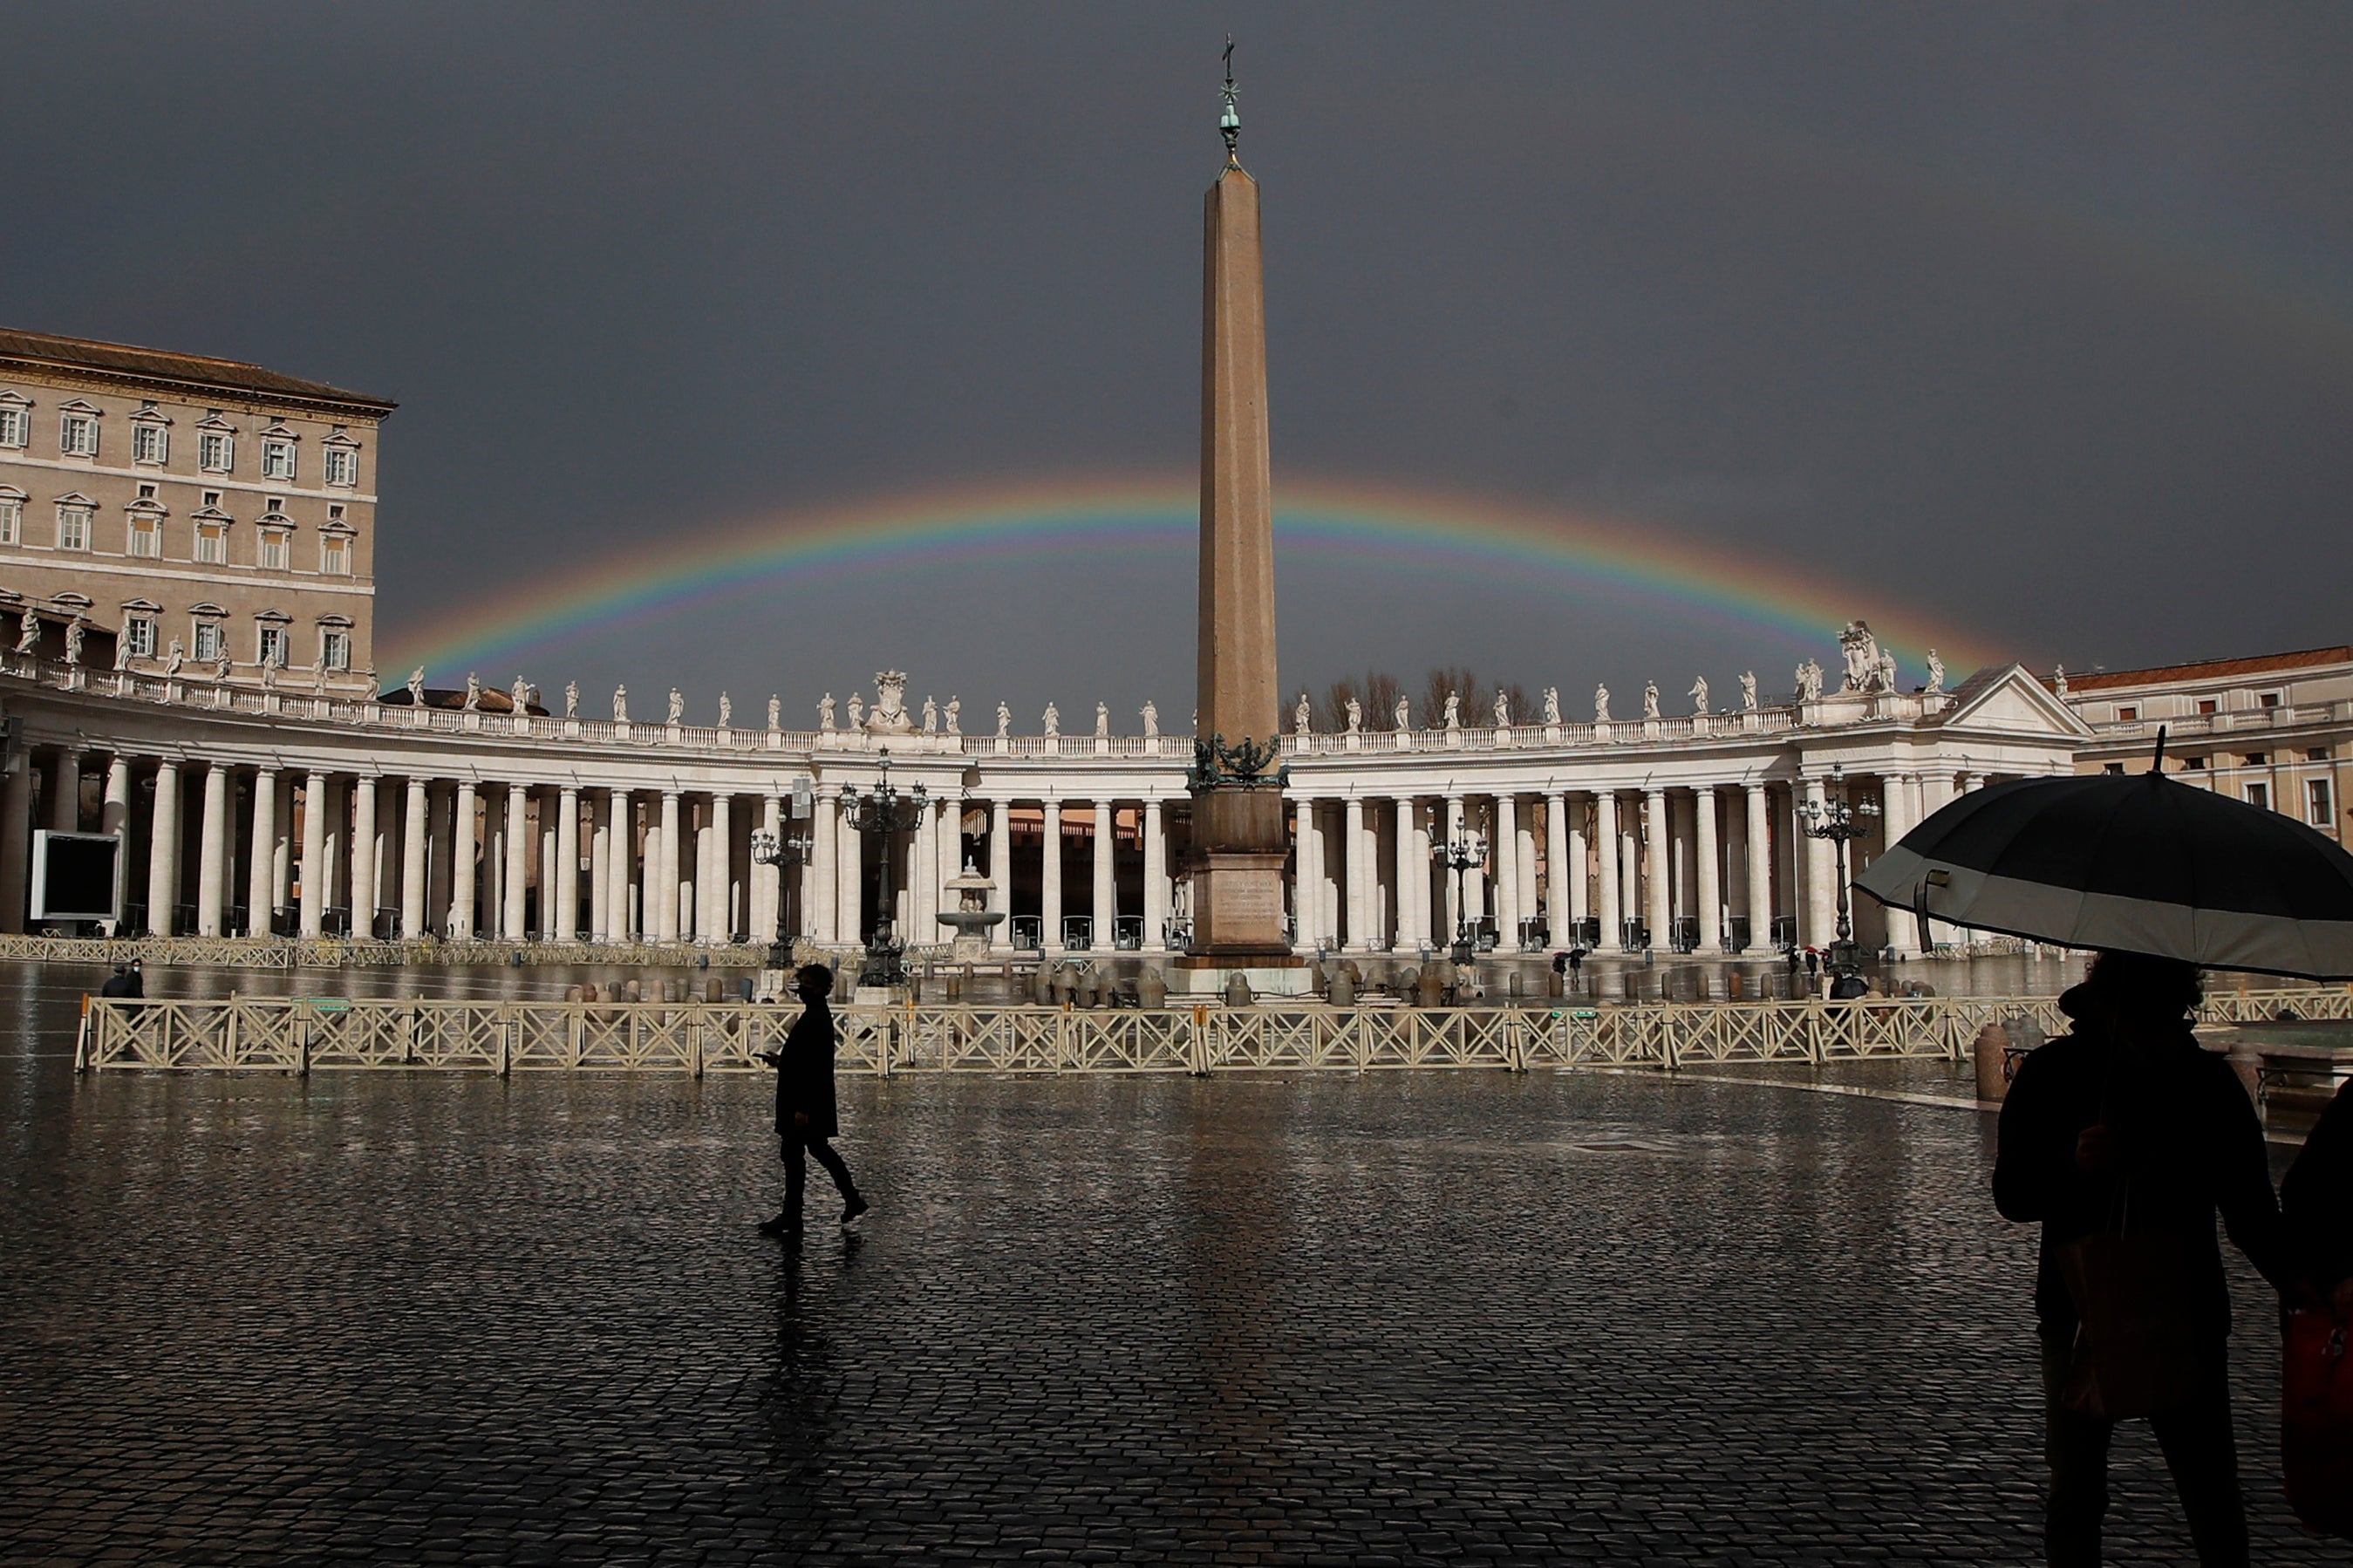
{"left": 80, "top": 989, "right": 2353, "bottom": 1076}
{"left": 0, "top": 932, "right": 773, "bottom": 969}
{"left": 2088, "top": 700, "right": 2353, "bottom": 740}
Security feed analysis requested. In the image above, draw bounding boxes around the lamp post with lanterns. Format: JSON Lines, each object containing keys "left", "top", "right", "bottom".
{"left": 834, "top": 750, "right": 927, "bottom": 989}
{"left": 1797, "top": 763, "right": 1879, "bottom": 979}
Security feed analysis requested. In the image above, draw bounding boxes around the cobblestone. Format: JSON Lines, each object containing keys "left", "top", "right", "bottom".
{"left": 0, "top": 965, "right": 2335, "bottom": 1564}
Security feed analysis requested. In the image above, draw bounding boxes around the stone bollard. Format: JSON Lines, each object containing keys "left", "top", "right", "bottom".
{"left": 945, "top": 971, "right": 963, "bottom": 1001}
{"left": 1031, "top": 967, "right": 1054, "bottom": 1006}
{"left": 1417, "top": 967, "right": 1446, "bottom": 1008}
{"left": 1224, "top": 971, "right": 1253, "bottom": 1007}
{"left": 1329, "top": 969, "right": 1355, "bottom": 1007}
{"left": 1506, "top": 971, "right": 1524, "bottom": 999}
{"left": 706, "top": 977, "right": 725, "bottom": 1003}
{"left": 565, "top": 984, "right": 584, "bottom": 1003}
{"left": 1136, "top": 967, "right": 1168, "bottom": 1009}
{"left": 1973, "top": 1022, "right": 2012, "bottom": 1103}
{"left": 624, "top": 979, "right": 643, "bottom": 1003}
{"left": 582, "top": 981, "right": 600, "bottom": 1004}
{"left": 1545, "top": 970, "right": 1565, "bottom": 999}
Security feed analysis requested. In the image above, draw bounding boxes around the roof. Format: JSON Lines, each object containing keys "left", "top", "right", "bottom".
{"left": 2051, "top": 646, "right": 2353, "bottom": 695}
{"left": 0, "top": 327, "right": 394, "bottom": 415}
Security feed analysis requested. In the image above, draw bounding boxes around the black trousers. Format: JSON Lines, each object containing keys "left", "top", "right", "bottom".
{"left": 780, "top": 1131, "right": 858, "bottom": 1222}
{"left": 2037, "top": 1327, "right": 2247, "bottom": 1566}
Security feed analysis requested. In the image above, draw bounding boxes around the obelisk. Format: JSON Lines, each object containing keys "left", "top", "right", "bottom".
{"left": 1183, "top": 45, "right": 1299, "bottom": 976}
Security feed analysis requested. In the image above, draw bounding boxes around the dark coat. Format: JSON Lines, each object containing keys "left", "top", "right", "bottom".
{"left": 2282, "top": 1077, "right": 2353, "bottom": 1290}
{"left": 774, "top": 998, "right": 841, "bottom": 1140}
{"left": 1994, "top": 1022, "right": 2287, "bottom": 1342}
{"left": 98, "top": 970, "right": 141, "bottom": 999}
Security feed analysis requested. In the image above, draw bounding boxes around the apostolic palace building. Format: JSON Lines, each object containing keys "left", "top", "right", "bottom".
{"left": 0, "top": 326, "right": 2342, "bottom": 971}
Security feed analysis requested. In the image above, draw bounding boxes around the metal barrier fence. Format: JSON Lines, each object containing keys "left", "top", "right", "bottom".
{"left": 76, "top": 988, "right": 2353, "bottom": 1076}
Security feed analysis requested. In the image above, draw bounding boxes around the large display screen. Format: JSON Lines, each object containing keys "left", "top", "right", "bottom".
{"left": 31, "top": 831, "right": 122, "bottom": 922}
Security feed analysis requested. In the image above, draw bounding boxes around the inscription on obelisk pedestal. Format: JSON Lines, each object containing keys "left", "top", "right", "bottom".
{"left": 1183, "top": 51, "right": 1299, "bottom": 968}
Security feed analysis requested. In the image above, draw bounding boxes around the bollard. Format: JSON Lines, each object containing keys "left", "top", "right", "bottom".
{"left": 1328, "top": 969, "right": 1354, "bottom": 1007}
{"left": 1972, "top": 1023, "right": 2012, "bottom": 1103}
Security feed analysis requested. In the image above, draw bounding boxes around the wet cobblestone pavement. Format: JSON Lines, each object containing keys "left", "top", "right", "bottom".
{"left": 0, "top": 965, "right": 2336, "bottom": 1565}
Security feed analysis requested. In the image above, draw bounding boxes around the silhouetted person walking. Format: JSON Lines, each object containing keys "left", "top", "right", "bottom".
{"left": 1994, "top": 951, "right": 2288, "bottom": 1566}
{"left": 757, "top": 965, "right": 867, "bottom": 1238}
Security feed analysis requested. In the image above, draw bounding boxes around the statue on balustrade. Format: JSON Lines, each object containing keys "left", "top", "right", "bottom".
{"left": 167, "top": 641, "right": 187, "bottom": 678}
{"left": 667, "top": 687, "right": 685, "bottom": 725}
{"left": 1493, "top": 689, "right": 1511, "bottom": 729}
{"left": 1140, "top": 699, "right": 1157, "bottom": 738}
{"left": 511, "top": 677, "right": 530, "bottom": 714}
{"left": 1443, "top": 691, "right": 1461, "bottom": 730}
{"left": 1345, "top": 696, "right": 1362, "bottom": 733}
{"left": 14, "top": 607, "right": 37, "bottom": 654}
{"left": 768, "top": 693, "right": 781, "bottom": 731}
{"left": 1642, "top": 681, "right": 1661, "bottom": 720}
{"left": 464, "top": 672, "right": 481, "bottom": 710}
{"left": 817, "top": 693, "right": 835, "bottom": 730}
{"left": 1688, "top": 674, "right": 1708, "bottom": 714}
{"left": 847, "top": 692, "right": 864, "bottom": 729}
{"left": 1925, "top": 650, "right": 1945, "bottom": 696}
{"left": 614, "top": 685, "right": 630, "bottom": 723}
{"left": 113, "top": 637, "right": 129, "bottom": 672}
{"left": 408, "top": 666, "right": 426, "bottom": 705}
{"left": 1796, "top": 659, "right": 1824, "bottom": 702}
{"left": 311, "top": 655, "right": 327, "bottom": 693}
{"left": 2053, "top": 665, "right": 2069, "bottom": 698}
{"left": 868, "top": 672, "right": 913, "bottom": 733}
{"left": 1042, "top": 701, "right": 1059, "bottom": 736}
{"left": 945, "top": 696, "right": 960, "bottom": 734}
{"left": 1838, "top": 620, "right": 1884, "bottom": 692}
{"left": 1395, "top": 694, "right": 1411, "bottom": 731}
{"left": 1593, "top": 684, "right": 1609, "bottom": 723}
{"left": 1295, "top": 692, "right": 1312, "bottom": 735}
{"left": 1543, "top": 687, "right": 1561, "bottom": 725}
{"left": 261, "top": 657, "right": 276, "bottom": 692}
{"left": 1741, "top": 671, "right": 1758, "bottom": 711}
{"left": 996, "top": 700, "right": 1011, "bottom": 738}
{"left": 61, "top": 616, "right": 83, "bottom": 667}
{"left": 718, "top": 692, "right": 733, "bottom": 728}
{"left": 922, "top": 695, "right": 938, "bottom": 733}
{"left": 1874, "top": 646, "right": 1899, "bottom": 694}
{"left": 214, "top": 653, "right": 232, "bottom": 682}
{"left": 564, "top": 680, "right": 579, "bottom": 719}
{"left": 1095, "top": 701, "right": 1109, "bottom": 737}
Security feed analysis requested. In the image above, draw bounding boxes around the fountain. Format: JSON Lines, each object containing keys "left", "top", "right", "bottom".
{"left": 936, "top": 859, "right": 1006, "bottom": 963}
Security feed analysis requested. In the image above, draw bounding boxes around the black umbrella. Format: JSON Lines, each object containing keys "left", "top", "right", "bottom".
{"left": 1855, "top": 742, "right": 2353, "bottom": 978}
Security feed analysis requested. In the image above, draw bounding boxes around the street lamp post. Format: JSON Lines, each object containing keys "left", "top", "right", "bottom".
{"left": 1796, "top": 763, "right": 1880, "bottom": 978}
{"left": 747, "top": 818, "right": 814, "bottom": 970}
{"left": 835, "top": 749, "right": 928, "bottom": 989}
{"left": 1432, "top": 826, "right": 1488, "bottom": 966}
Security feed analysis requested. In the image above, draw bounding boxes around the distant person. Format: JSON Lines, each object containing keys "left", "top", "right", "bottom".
{"left": 754, "top": 965, "right": 868, "bottom": 1239}
{"left": 1802, "top": 948, "right": 1820, "bottom": 990}
{"left": 1994, "top": 951, "right": 2288, "bottom": 1566}
{"left": 98, "top": 965, "right": 133, "bottom": 999}
{"left": 1568, "top": 948, "right": 1585, "bottom": 989}
{"left": 1827, "top": 968, "right": 1868, "bottom": 1001}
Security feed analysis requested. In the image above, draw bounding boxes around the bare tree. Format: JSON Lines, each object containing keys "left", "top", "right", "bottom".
{"left": 1422, "top": 666, "right": 1482, "bottom": 728}
{"left": 1320, "top": 669, "right": 1406, "bottom": 731}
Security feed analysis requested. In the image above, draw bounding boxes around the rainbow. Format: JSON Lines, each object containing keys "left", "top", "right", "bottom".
{"left": 384, "top": 474, "right": 2005, "bottom": 679}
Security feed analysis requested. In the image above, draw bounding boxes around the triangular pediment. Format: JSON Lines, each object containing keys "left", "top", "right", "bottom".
{"left": 1938, "top": 663, "right": 2092, "bottom": 738}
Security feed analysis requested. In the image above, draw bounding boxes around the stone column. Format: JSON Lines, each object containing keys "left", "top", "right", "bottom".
{"left": 1643, "top": 788, "right": 1671, "bottom": 951}
{"left": 1544, "top": 794, "right": 1569, "bottom": 944}
{"left": 139, "top": 761, "right": 178, "bottom": 935}
{"left": 1292, "top": 797, "right": 1319, "bottom": 948}
{"left": 654, "top": 790, "right": 681, "bottom": 942}
{"left": 1142, "top": 798, "right": 1168, "bottom": 950}
{"left": 987, "top": 797, "right": 1012, "bottom": 951}
{"left": 0, "top": 757, "right": 33, "bottom": 933}
{"left": 555, "top": 787, "right": 581, "bottom": 942}
{"left": 502, "top": 784, "right": 529, "bottom": 941}
{"left": 810, "top": 791, "right": 838, "bottom": 944}
{"left": 51, "top": 750, "right": 81, "bottom": 834}
{"left": 753, "top": 794, "right": 781, "bottom": 944}
{"left": 588, "top": 790, "right": 612, "bottom": 940}
{"left": 1391, "top": 797, "right": 1418, "bottom": 951}
{"left": 1491, "top": 794, "right": 1520, "bottom": 949}
{"left": 449, "top": 781, "right": 477, "bottom": 939}
{"left": 1566, "top": 794, "right": 1591, "bottom": 932}
{"left": 321, "top": 779, "right": 347, "bottom": 919}
{"left": 247, "top": 767, "right": 278, "bottom": 938}
{"left": 297, "top": 771, "right": 329, "bottom": 937}
{"left": 270, "top": 774, "right": 293, "bottom": 914}
{"left": 101, "top": 757, "right": 132, "bottom": 838}
{"left": 1744, "top": 783, "right": 1772, "bottom": 950}
{"left": 1442, "top": 794, "right": 1465, "bottom": 944}
{"left": 1802, "top": 776, "right": 1837, "bottom": 949}
{"left": 701, "top": 794, "right": 731, "bottom": 944}
{"left": 1091, "top": 801, "right": 1115, "bottom": 950}
{"left": 481, "top": 788, "right": 506, "bottom": 938}
{"left": 536, "top": 804, "right": 558, "bottom": 940}
{"left": 608, "top": 792, "right": 636, "bottom": 942}
{"left": 350, "top": 776, "right": 378, "bottom": 938}
{"left": 1917, "top": 772, "right": 1958, "bottom": 948}
{"left": 402, "top": 779, "right": 428, "bottom": 940}
{"left": 1694, "top": 785, "right": 1722, "bottom": 954}
{"left": 911, "top": 798, "right": 938, "bottom": 945}
{"left": 1879, "top": 774, "right": 1918, "bottom": 958}
{"left": 1040, "top": 798, "right": 1062, "bottom": 951}
{"left": 1338, "top": 796, "right": 1365, "bottom": 950}
{"left": 836, "top": 796, "right": 862, "bottom": 947}
{"left": 197, "top": 762, "right": 229, "bottom": 936}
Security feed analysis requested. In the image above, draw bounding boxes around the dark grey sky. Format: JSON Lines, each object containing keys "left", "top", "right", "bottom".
{"left": 6, "top": 3, "right": 2350, "bottom": 723}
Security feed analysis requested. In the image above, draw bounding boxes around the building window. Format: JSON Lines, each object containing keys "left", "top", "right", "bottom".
{"left": 2247, "top": 781, "right": 2270, "bottom": 811}
{"left": 56, "top": 505, "right": 90, "bottom": 550}
{"left": 0, "top": 499, "right": 18, "bottom": 546}
{"left": 259, "top": 530, "right": 289, "bottom": 570}
{"left": 2117, "top": 706, "right": 2138, "bottom": 722}
{"left": 199, "top": 430, "right": 234, "bottom": 472}
{"left": 2197, "top": 699, "right": 2217, "bottom": 715}
{"left": 2309, "top": 748, "right": 2330, "bottom": 763}
{"left": 2260, "top": 692, "right": 2282, "bottom": 709}
{"left": 133, "top": 423, "right": 168, "bottom": 465}
{"left": 193, "top": 621, "right": 223, "bottom": 663}
{"left": 124, "top": 617, "right": 155, "bottom": 658}
{"left": 0, "top": 406, "right": 25, "bottom": 449}
{"left": 2246, "top": 752, "right": 2268, "bottom": 767}
{"left": 2309, "top": 778, "right": 2334, "bottom": 827}
{"left": 321, "top": 629, "right": 350, "bottom": 671}
{"left": 320, "top": 535, "right": 351, "bottom": 575}
{"left": 58, "top": 412, "right": 98, "bottom": 458}
{"left": 127, "top": 517, "right": 161, "bottom": 558}
{"left": 324, "top": 446, "right": 358, "bottom": 487}
{"left": 258, "top": 624, "right": 288, "bottom": 667}
{"left": 194, "top": 523, "right": 226, "bottom": 565}
{"left": 2185, "top": 755, "right": 2206, "bottom": 770}
{"left": 261, "top": 438, "right": 296, "bottom": 482}
{"left": 2103, "top": 763, "right": 2124, "bottom": 776}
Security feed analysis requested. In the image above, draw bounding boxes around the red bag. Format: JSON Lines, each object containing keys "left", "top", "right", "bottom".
{"left": 2282, "top": 1306, "right": 2353, "bottom": 1537}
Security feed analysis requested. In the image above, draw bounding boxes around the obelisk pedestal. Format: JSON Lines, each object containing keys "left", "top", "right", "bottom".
{"left": 1174, "top": 149, "right": 1306, "bottom": 994}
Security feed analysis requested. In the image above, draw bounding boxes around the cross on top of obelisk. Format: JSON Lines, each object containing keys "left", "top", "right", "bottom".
{"left": 1219, "top": 36, "right": 1241, "bottom": 163}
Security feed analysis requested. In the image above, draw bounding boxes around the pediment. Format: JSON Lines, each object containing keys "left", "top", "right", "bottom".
{"left": 52, "top": 491, "right": 94, "bottom": 508}
{"left": 56, "top": 399, "right": 103, "bottom": 415}
{"left": 0, "top": 391, "right": 31, "bottom": 410}
{"left": 194, "top": 412, "right": 235, "bottom": 432}
{"left": 128, "top": 406, "right": 173, "bottom": 425}
{"left": 119, "top": 597, "right": 161, "bottom": 613}
{"left": 1939, "top": 664, "right": 2092, "bottom": 738}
